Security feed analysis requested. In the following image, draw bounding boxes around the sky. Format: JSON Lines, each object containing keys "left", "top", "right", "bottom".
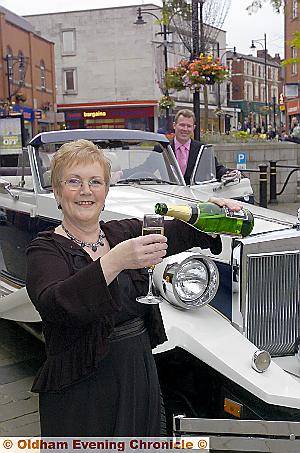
{"left": 2, "top": 0, "right": 284, "bottom": 57}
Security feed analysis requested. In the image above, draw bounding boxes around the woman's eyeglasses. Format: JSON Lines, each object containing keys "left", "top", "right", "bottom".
{"left": 61, "top": 177, "right": 105, "bottom": 191}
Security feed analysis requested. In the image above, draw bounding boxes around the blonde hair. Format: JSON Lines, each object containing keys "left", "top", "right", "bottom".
{"left": 51, "top": 139, "right": 111, "bottom": 193}
{"left": 174, "top": 109, "right": 195, "bottom": 124}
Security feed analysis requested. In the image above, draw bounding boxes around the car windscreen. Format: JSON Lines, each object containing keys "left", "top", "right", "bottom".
{"left": 35, "top": 139, "right": 184, "bottom": 190}
{"left": 191, "top": 145, "right": 217, "bottom": 184}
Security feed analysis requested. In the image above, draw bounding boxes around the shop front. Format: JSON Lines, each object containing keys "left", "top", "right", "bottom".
{"left": 286, "top": 98, "right": 300, "bottom": 130}
{"left": 58, "top": 102, "right": 156, "bottom": 132}
{"left": 229, "top": 100, "right": 272, "bottom": 131}
{"left": 10, "top": 105, "right": 34, "bottom": 143}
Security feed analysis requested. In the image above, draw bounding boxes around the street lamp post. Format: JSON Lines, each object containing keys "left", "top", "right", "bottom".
{"left": 135, "top": 5, "right": 171, "bottom": 132}
{"left": 191, "top": 0, "right": 206, "bottom": 141}
{"left": 191, "top": 0, "right": 200, "bottom": 140}
{"left": 2, "top": 53, "right": 27, "bottom": 146}
{"left": 272, "top": 95, "right": 277, "bottom": 133}
{"left": 250, "top": 33, "right": 268, "bottom": 131}
{"left": 4, "top": 53, "right": 26, "bottom": 105}
{"left": 215, "top": 44, "right": 236, "bottom": 133}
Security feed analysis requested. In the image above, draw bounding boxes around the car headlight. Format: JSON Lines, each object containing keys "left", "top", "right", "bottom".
{"left": 153, "top": 251, "right": 219, "bottom": 310}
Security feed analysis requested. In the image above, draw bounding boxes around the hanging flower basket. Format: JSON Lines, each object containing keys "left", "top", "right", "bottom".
{"left": 15, "top": 92, "right": 26, "bottom": 103}
{"left": 158, "top": 95, "right": 175, "bottom": 111}
{"left": 214, "top": 108, "right": 225, "bottom": 117}
{"left": 165, "top": 54, "right": 230, "bottom": 91}
{"left": 164, "top": 59, "right": 190, "bottom": 91}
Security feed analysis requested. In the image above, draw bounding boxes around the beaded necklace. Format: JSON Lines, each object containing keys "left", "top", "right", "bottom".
{"left": 61, "top": 223, "right": 105, "bottom": 252}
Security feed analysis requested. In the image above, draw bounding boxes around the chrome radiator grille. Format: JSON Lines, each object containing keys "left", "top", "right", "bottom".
{"left": 246, "top": 251, "right": 300, "bottom": 356}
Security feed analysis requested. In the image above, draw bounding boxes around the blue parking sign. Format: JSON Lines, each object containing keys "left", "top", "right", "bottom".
{"left": 236, "top": 152, "right": 247, "bottom": 169}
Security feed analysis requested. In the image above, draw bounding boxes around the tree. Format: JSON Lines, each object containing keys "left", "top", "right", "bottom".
{"left": 162, "top": 0, "right": 231, "bottom": 132}
{"left": 283, "top": 32, "right": 300, "bottom": 65}
{"left": 246, "top": 0, "right": 283, "bottom": 13}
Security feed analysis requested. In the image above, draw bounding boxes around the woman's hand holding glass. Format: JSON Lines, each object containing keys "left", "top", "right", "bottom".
{"left": 101, "top": 224, "right": 167, "bottom": 287}
{"left": 136, "top": 214, "right": 165, "bottom": 304}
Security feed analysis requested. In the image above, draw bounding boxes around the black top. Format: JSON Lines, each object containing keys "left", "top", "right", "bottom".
{"left": 26, "top": 218, "right": 221, "bottom": 392}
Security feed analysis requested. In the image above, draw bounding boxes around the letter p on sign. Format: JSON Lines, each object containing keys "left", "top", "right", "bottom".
{"left": 236, "top": 152, "right": 247, "bottom": 170}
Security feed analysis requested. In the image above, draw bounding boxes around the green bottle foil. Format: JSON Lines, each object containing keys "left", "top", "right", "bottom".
{"left": 155, "top": 202, "right": 254, "bottom": 237}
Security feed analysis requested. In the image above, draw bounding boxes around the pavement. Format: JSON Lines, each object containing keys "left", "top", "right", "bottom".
{"left": 0, "top": 319, "right": 44, "bottom": 436}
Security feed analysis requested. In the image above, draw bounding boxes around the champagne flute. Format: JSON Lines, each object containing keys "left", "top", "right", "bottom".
{"left": 136, "top": 214, "right": 165, "bottom": 304}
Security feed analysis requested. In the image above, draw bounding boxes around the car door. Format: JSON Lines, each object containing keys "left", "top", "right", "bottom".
{"left": 190, "top": 144, "right": 253, "bottom": 201}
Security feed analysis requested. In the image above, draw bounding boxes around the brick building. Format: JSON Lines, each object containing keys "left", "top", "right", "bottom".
{"left": 0, "top": 6, "right": 59, "bottom": 141}
{"left": 227, "top": 50, "right": 282, "bottom": 131}
{"left": 284, "top": 0, "right": 300, "bottom": 129}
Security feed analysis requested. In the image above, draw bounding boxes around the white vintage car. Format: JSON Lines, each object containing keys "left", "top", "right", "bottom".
{"left": 1, "top": 129, "right": 300, "bottom": 450}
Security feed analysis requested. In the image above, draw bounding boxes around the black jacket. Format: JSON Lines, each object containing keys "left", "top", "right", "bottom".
{"left": 26, "top": 218, "right": 221, "bottom": 392}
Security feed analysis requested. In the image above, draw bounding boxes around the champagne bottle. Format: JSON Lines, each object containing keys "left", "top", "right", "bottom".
{"left": 155, "top": 202, "right": 254, "bottom": 237}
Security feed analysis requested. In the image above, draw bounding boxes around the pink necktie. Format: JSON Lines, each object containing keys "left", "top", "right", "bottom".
{"left": 177, "top": 145, "right": 188, "bottom": 175}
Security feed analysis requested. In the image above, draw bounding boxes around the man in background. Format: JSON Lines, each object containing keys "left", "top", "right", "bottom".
{"left": 119, "top": 109, "right": 240, "bottom": 185}
{"left": 171, "top": 109, "right": 240, "bottom": 184}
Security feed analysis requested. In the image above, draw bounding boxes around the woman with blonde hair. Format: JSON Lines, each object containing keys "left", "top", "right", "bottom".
{"left": 26, "top": 139, "right": 241, "bottom": 437}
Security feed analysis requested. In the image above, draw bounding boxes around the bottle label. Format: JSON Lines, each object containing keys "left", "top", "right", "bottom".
{"left": 224, "top": 207, "right": 248, "bottom": 220}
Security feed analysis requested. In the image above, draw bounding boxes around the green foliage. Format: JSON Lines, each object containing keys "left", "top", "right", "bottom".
{"left": 201, "top": 131, "right": 268, "bottom": 143}
{"left": 282, "top": 32, "right": 300, "bottom": 65}
{"left": 161, "top": 0, "right": 191, "bottom": 25}
{"left": 158, "top": 95, "right": 176, "bottom": 110}
{"left": 246, "top": 0, "right": 283, "bottom": 13}
{"left": 165, "top": 55, "right": 229, "bottom": 91}
{"left": 292, "top": 31, "right": 300, "bottom": 48}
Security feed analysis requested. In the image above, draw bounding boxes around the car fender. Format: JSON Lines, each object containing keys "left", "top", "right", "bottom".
{"left": 155, "top": 301, "right": 300, "bottom": 410}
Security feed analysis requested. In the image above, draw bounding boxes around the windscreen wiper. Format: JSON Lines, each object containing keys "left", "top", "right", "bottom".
{"left": 117, "top": 177, "right": 177, "bottom": 185}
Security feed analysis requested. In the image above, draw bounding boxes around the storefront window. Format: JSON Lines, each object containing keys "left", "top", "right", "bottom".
{"left": 64, "top": 107, "right": 155, "bottom": 131}
{"left": 126, "top": 118, "right": 151, "bottom": 131}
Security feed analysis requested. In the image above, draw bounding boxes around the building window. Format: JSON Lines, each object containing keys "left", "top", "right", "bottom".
{"left": 271, "top": 86, "right": 278, "bottom": 101}
{"left": 258, "top": 65, "right": 261, "bottom": 78}
{"left": 260, "top": 85, "right": 266, "bottom": 102}
{"left": 40, "top": 60, "right": 46, "bottom": 90}
{"left": 247, "top": 62, "right": 252, "bottom": 75}
{"left": 292, "top": 47, "right": 298, "bottom": 75}
{"left": 245, "top": 82, "right": 253, "bottom": 101}
{"left": 226, "top": 83, "right": 232, "bottom": 103}
{"left": 18, "top": 51, "right": 25, "bottom": 86}
{"left": 292, "top": 0, "right": 298, "bottom": 18}
{"left": 62, "top": 29, "right": 76, "bottom": 55}
{"left": 6, "top": 46, "right": 13, "bottom": 82}
{"left": 254, "top": 80, "right": 259, "bottom": 98}
{"left": 63, "top": 68, "right": 77, "bottom": 93}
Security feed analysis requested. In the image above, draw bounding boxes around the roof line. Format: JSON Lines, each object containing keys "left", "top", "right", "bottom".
{"left": 24, "top": 3, "right": 159, "bottom": 17}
